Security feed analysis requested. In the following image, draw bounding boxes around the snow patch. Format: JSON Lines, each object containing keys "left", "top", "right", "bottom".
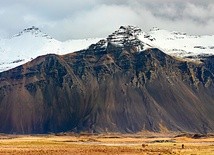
{"left": 138, "top": 29, "right": 214, "bottom": 59}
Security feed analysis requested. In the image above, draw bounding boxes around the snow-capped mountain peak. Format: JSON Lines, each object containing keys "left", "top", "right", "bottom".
{"left": 105, "top": 25, "right": 152, "bottom": 51}
{"left": 13, "top": 26, "right": 52, "bottom": 40}
{"left": 105, "top": 25, "right": 214, "bottom": 60}
{"left": 0, "top": 27, "right": 102, "bottom": 72}
{"left": 107, "top": 25, "right": 142, "bottom": 43}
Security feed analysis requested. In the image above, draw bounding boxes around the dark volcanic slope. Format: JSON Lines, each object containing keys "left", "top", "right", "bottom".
{"left": 0, "top": 30, "right": 214, "bottom": 134}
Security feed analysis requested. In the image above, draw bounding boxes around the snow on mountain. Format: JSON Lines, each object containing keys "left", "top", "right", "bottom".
{"left": 106, "top": 26, "right": 152, "bottom": 51}
{"left": 93, "top": 25, "right": 214, "bottom": 61}
{"left": 0, "top": 26, "right": 102, "bottom": 72}
{"left": 0, "top": 25, "right": 214, "bottom": 72}
{"left": 138, "top": 27, "right": 214, "bottom": 59}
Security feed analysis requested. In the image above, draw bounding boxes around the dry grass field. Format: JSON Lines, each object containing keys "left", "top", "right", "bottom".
{"left": 0, "top": 132, "right": 213, "bottom": 155}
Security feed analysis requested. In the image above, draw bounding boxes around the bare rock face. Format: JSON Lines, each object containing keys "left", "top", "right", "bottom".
{"left": 0, "top": 26, "right": 214, "bottom": 134}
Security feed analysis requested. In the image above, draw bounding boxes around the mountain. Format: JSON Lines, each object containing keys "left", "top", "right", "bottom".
{"left": 0, "top": 26, "right": 213, "bottom": 134}
{"left": 1, "top": 26, "right": 214, "bottom": 73}
{"left": 0, "top": 26, "right": 101, "bottom": 72}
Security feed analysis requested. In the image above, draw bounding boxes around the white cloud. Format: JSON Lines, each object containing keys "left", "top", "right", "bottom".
{"left": 183, "top": 3, "right": 214, "bottom": 22}
{"left": 47, "top": 4, "right": 142, "bottom": 40}
{"left": 0, "top": 0, "right": 213, "bottom": 41}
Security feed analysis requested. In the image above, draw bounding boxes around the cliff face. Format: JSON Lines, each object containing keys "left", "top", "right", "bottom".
{"left": 0, "top": 39, "right": 214, "bottom": 134}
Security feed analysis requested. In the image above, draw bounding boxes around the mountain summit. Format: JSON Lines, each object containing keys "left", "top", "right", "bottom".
{"left": 0, "top": 26, "right": 213, "bottom": 134}
{"left": 106, "top": 25, "right": 152, "bottom": 51}
{"left": 107, "top": 25, "right": 142, "bottom": 43}
{"left": 13, "top": 26, "right": 52, "bottom": 39}
{"left": 0, "top": 27, "right": 101, "bottom": 72}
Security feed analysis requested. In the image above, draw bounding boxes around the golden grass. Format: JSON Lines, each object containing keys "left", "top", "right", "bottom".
{"left": 0, "top": 134, "right": 213, "bottom": 155}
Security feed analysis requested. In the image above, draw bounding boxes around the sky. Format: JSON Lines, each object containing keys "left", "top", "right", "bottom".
{"left": 0, "top": 0, "right": 214, "bottom": 41}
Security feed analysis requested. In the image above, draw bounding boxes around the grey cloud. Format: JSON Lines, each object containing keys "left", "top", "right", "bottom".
{"left": 0, "top": 0, "right": 214, "bottom": 41}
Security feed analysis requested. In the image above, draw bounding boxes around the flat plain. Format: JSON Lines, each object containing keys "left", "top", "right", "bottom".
{"left": 0, "top": 133, "right": 213, "bottom": 155}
